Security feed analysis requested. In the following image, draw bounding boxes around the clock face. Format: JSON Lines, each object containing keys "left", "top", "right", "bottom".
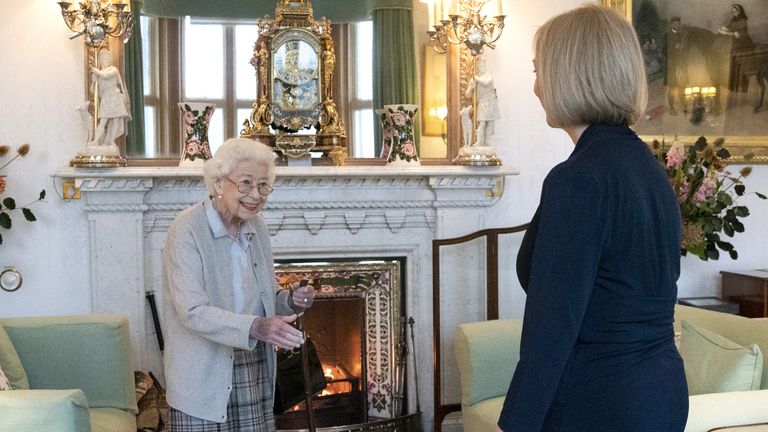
{"left": 273, "top": 40, "right": 318, "bottom": 85}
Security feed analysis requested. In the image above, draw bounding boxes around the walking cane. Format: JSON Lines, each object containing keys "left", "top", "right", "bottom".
{"left": 297, "top": 312, "right": 317, "bottom": 432}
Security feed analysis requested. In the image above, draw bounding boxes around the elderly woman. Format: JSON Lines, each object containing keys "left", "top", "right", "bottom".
{"left": 499, "top": 6, "right": 687, "bottom": 431}
{"left": 162, "top": 138, "right": 314, "bottom": 431}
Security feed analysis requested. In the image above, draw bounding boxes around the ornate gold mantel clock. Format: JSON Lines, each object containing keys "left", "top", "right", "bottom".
{"left": 241, "top": 0, "right": 346, "bottom": 163}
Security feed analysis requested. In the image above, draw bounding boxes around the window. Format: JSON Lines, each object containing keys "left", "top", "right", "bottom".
{"left": 138, "top": 16, "right": 373, "bottom": 160}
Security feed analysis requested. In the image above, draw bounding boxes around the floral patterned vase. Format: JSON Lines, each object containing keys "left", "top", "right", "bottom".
{"left": 383, "top": 104, "right": 420, "bottom": 166}
{"left": 375, "top": 108, "right": 393, "bottom": 159}
{"left": 178, "top": 102, "right": 215, "bottom": 167}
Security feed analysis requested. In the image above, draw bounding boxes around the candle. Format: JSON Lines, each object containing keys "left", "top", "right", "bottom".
{"left": 428, "top": 0, "right": 435, "bottom": 30}
{"left": 496, "top": 0, "right": 503, "bottom": 16}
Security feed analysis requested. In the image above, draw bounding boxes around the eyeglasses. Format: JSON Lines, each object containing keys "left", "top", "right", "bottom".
{"left": 225, "top": 177, "right": 273, "bottom": 196}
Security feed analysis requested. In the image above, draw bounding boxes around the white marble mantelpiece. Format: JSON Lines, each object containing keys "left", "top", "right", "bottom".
{"left": 53, "top": 164, "right": 518, "bottom": 430}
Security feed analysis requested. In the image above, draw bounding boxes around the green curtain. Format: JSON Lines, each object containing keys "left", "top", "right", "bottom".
{"left": 372, "top": 0, "right": 420, "bottom": 156}
{"left": 142, "top": 0, "right": 374, "bottom": 22}
{"left": 125, "top": 0, "right": 145, "bottom": 156}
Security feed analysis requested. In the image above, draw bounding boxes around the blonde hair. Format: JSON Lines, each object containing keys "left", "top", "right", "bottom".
{"left": 533, "top": 5, "right": 647, "bottom": 128}
{"left": 202, "top": 138, "right": 276, "bottom": 196}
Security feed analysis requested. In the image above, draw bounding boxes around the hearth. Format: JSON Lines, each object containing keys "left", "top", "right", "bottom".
{"left": 273, "top": 260, "right": 409, "bottom": 430}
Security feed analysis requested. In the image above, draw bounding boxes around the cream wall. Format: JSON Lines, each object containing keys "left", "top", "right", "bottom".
{"left": 1, "top": 0, "right": 767, "bottom": 319}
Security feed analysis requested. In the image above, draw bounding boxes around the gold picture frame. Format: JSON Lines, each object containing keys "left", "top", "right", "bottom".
{"left": 604, "top": 0, "right": 768, "bottom": 164}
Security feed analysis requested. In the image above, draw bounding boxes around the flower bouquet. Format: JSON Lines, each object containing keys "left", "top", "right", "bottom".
{"left": 654, "top": 136, "right": 766, "bottom": 260}
{"left": 0, "top": 143, "right": 46, "bottom": 245}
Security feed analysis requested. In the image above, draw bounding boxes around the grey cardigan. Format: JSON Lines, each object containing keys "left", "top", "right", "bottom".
{"left": 161, "top": 199, "right": 293, "bottom": 422}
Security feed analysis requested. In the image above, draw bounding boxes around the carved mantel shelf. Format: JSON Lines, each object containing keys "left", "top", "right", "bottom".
{"left": 54, "top": 165, "right": 519, "bottom": 235}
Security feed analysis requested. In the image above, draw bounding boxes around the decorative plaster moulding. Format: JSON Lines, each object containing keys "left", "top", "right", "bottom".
{"left": 54, "top": 165, "right": 519, "bottom": 236}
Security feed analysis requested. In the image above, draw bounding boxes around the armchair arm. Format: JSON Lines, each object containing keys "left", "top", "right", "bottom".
{"left": 454, "top": 319, "right": 523, "bottom": 406}
{"left": 685, "top": 389, "right": 768, "bottom": 432}
{"left": 0, "top": 389, "right": 92, "bottom": 432}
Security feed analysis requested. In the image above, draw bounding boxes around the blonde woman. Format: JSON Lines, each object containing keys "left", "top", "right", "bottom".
{"left": 499, "top": 6, "right": 687, "bottom": 431}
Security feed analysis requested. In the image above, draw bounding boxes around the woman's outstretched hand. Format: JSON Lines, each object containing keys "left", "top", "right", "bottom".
{"left": 249, "top": 315, "right": 304, "bottom": 349}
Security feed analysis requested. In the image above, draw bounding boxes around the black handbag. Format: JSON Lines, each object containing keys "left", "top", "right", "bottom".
{"left": 273, "top": 337, "right": 327, "bottom": 414}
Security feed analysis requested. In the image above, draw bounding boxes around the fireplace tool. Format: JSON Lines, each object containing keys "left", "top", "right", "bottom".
{"left": 296, "top": 312, "right": 318, "bottom": 431}
{"left": 408, "top": 316, "right": 421, "bottom": 413}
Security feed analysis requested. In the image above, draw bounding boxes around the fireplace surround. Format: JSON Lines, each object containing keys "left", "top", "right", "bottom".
{"left": 54, "top": 164, "right": 518, "bottom": 430}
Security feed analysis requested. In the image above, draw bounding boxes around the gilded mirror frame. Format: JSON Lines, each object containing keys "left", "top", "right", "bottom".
{"left": 106, "top": 4, "right": 467, "bottom": 166}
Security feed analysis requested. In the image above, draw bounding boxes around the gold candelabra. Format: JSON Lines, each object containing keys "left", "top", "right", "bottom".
{"left": 427, "top": 0, "right": 505, "bottom": 56}
{"left": 57, "top": 0, "right": 133, "bottom": 48}
{"left": 57, "top": 0, "right": 134, "bottom": 168}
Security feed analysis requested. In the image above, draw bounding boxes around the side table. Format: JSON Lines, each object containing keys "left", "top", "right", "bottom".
{"left": 678, "top": 297, "right": 740, "bottom": 314}
{"left": 720, "top": 270, "right": 768, "bottom": 318}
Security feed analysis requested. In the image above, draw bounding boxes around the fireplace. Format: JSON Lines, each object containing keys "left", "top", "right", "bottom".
{"left": 273, "top": 260, "right": 408, "bottom": 429}
{"left": 54, "top": 164, "right": 518, "bottom": 431}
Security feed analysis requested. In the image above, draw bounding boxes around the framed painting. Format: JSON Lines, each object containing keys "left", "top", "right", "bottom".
{"left": 604, "top": 0, "right": 768, "bottom": 163}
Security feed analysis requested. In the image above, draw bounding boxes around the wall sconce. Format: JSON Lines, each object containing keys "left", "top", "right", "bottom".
{"left": 57, "top": 0, "right": 134, "bottom": 168}
{"left": 427, "top": 0, "right": 505, "bottom": 56}
{"left": 684, "top": 86, "right": 717, "bottom": 125}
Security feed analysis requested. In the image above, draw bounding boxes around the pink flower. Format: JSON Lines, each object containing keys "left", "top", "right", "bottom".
{"left": 185, "top": 139, "right": 200, "bottom": 156}
{"left": 391, "top": 112, "right": 407, "bottom": 127}
{"left": 666, "top": 141, "right": 685, "bottom": 168}
{"left": 677, "top": 179, "right": 690, "bottom": 204}
{"left": 401, "top": 140, "right": 416, "bottom": 157}
{"left": 692, "top": 171, "right": 717, "bottom": 205}
{"left": 183, "top": 111, "right": 197, "bottom": 126}
{"left": 0, "top": 175, "right": 5, "bottom": 193}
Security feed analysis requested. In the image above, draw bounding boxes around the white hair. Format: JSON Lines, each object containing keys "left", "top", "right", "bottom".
{"left": 202, "top": 138, "right": 276, "bottom": 196}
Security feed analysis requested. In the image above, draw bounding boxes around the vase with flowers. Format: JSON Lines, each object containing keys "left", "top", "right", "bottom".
{"left": 654, "top": 136, "right": 766, "bottom": 260}
{"left": 0, "top": 143, "right": 46, "bottom": 245}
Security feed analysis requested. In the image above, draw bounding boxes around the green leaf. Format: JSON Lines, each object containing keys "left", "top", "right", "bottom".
{"left": 723, "top": 224, "right": 734, "bottom": 237}
{"left": 757, "top": 192, "right": 767, "bottom": 200}
{"left": 733, "top": 206, "right": 749, "bottom": 217}
{"left": 694, "top": 136, "right": 708, "bottom": 151}
{"left": 716, "top": 240, "right": 734, "bottom": 251}
{"left": 39, "top": 189, "right": 46, "bottom": 200}
{"left": 729, "top": 249, "right": 738, "bottom": 259}
{"left": 732, "top": 221, "right": 744, "bottom": 233}
{"left": 2, "top": 197, "right": 16, "bottom": 210}
{"left": 716, "top": 148, "right": 730, "bottom": 159}
{"left": 22, "top": 208, "right": 36, "bottom": 222}
{"left": 734, "top": 184, "right": 745, "bottom": 196}
{"left": 0, "top": 232, "right": 3, "bottom": 245}
{"left": 0, "top": 212, "right": 10, "bottom": 229}
{"left": 713, "top": 137, "right": 725, "bottom": 147}
{"left": 705, "top": 244, "right": 720, "bottom": 260}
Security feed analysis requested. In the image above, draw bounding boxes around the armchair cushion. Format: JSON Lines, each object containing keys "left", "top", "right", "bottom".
{"left": 0, "top": 323, "right": 29, "bottom": 389}
{"left": 1, "top": 314, "right": 137, "bottom": 413}
{"left": 0, "top": 389, "right": 92, "bottom": 432}
{"left": 680, "top": 320, "right": 763, "bottom": 395}
{"left": 455, "top": 319, "right": 522, "bottom": 405}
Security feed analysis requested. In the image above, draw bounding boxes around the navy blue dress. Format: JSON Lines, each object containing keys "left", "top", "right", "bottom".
{"left": 499, "top": 124, "right": 689, "bottom": 431}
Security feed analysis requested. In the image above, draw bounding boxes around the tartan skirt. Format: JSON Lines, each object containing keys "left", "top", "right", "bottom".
{"left": 167, "top": 342, "right": 276, "bottom": 432}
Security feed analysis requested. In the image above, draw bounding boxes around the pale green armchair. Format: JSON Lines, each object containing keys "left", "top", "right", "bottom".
{"left": 0, "top": 314, "right": 138, "bottom": 432}
{"left": 454, "top": 305, "right": 768, "bottom": 432}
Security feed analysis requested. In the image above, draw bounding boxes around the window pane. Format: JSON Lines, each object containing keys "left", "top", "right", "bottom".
{"left": 353, "top": 108, "right": 374, "bottom": 158}
{"left": 141, "top": 16, "right": 151, "bottom": 96}
{"left": 208, "top": 109, "right": 225, "bottom": 155}
{"left": 143, "top": 106, "right": 156, "bottom": 158}
{"left": 354, "top": 21, "right": 373, "bottom": 101}
{"left": 235, "top": 25, "right": 259, "bottom": 100}
{"left": 183, "top": 18, "right": 224, "bottom": 99}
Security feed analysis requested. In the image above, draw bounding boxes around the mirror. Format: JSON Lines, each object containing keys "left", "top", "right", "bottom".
{"left": 122, "top": 1, "right": 458, "bottom": 165}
